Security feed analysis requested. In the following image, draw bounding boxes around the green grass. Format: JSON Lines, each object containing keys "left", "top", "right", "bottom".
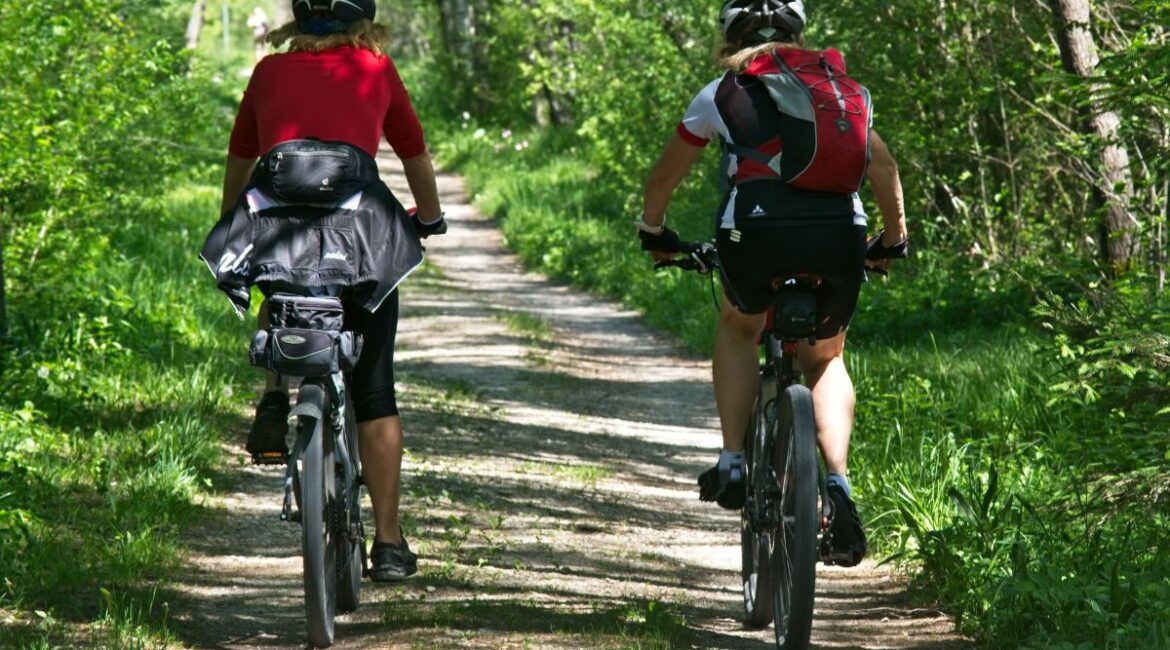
{"left": 497, "top": 310, "right": 553, "bottom": 342}
{"left": 0, "top": 178, "right": 254, "bottom": 646}
{"left": 397, "top": 373, "right": 487, "bottom": 414}
{"left": 519, "top": 461, "right": 613, "bottom": 488}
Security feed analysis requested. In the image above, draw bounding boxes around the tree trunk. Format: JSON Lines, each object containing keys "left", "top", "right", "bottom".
{"left": 1048, "top": 0, "right": 1138, "bottom": 267}
{"left": 0, "top": 212, "right": 6, "bottom": 338}
{"left": 438, "top": 0, "right": 474, "bottom": 61}
{"left": 435, "top": 0, "right": 476, "bottom": 105}
{"left": 186, "top": 0, "right": 206, "bottom": 51}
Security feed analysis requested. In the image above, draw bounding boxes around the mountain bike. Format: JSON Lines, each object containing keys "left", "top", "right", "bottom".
{"left": 658, "top": 238, "right": 900, "bottom": 650}
{"left": 249, "top": 291, "right": 367, "bottom": 648}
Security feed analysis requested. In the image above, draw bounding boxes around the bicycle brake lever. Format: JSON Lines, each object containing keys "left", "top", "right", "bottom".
{"left": 691, "top": 252, "right": 711, "bottom": 274}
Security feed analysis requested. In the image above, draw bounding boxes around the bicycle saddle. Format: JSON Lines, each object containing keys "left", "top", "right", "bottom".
{"left": 769, "top": 273, "right": 823, "bottom": 291}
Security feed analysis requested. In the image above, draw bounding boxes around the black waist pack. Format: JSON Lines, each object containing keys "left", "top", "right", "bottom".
{"left": 249, "top": 293, "right": 363, "bottom": 377}
{"left": 255, "top": 139, "right": 379, "bottom": 203}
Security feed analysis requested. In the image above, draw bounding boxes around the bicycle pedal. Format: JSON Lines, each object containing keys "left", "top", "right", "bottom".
{"left": 251, "top": 451, "right": 289, "bottom": 466}
{"left": 288, "top": 510, "right": 302, "bottom": 524}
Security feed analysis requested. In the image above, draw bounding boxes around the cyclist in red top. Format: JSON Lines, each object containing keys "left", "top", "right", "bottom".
{"left": 219, "top": 0, "right": 444, "bottom": 581}
{"left": 637, "top": 0, "right": 908, "bottom": 566}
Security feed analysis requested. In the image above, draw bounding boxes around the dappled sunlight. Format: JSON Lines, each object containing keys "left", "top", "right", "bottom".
{"left": 168, "top": 156, "right": 968, "bottom": 649}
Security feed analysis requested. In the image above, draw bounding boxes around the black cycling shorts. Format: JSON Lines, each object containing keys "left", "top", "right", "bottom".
{"left": 343, "top": 290, "right": 400, "bottom": 423}
{"left": 716, "top": 220, "right": 867, "bottom": 339}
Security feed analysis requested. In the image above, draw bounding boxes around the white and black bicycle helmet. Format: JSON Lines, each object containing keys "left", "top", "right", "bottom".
{"left": 292, "top": 0, "right": 375, "bottom": 24}
{"left": 719, "top": 0, "right": 806, "bottom": 46}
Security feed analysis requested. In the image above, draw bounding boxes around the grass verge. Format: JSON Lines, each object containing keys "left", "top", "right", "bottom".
{"left": 0, "top": 178, "right": 255, "bottom": 648}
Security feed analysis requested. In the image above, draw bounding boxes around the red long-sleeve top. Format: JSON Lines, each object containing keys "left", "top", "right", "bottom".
{"left": 228, "top": 46, "right": 426, "bottom": 160}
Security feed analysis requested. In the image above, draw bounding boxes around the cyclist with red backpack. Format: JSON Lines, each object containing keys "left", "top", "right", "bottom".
{"left": 214, "top": 0, "right": 446, "bottom": 582}
{"left": 636, "top": 0, "right": 908, "bottom": 566}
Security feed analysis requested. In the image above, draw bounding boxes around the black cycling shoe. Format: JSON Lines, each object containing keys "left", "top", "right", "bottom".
{"left": 698, "top": 456, "right": 746, "bottom": 510}
{"left": 246, "top": 391, "right": 290, "bottom": 465}
{"left": 369, "top": 536, "right": 418, "bottom": 582}
{"left": 825, "top": 484, "right": 867, "bottom": 567}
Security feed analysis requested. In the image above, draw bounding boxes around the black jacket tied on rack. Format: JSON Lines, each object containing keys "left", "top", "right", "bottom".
{"left": 200, "top": 140, "right": 423, "bottom": 317}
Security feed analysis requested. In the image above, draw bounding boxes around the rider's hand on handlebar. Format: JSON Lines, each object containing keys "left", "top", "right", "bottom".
{"left": 865, "top": 229, "right": 909, "bottom": 273}
{"left": 408, "top": 207, "right": 448, "bottom": 238}
{"left": 638, "top": 226, "right": 681, "bottom": 263}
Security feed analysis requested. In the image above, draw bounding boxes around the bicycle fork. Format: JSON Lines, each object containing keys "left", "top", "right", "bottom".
{"left": 278, "top": 387, "right": 327, "bottom": 524}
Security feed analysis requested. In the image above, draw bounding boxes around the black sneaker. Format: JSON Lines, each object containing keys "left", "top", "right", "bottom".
{"left": 825, "top": 484, "right": 867, "bottom": 567}
{"left": 698, "top": 455, "right": 746, "bottom": 510}
{"left": 369, "top": 536, "right": 418, "bottom": 582}
{"left": 246, "top": 391, "right": 290, "bottom": 464}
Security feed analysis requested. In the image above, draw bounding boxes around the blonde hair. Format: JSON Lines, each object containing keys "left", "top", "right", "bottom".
{"left": 717, "top": 37, "right": 805, "bottom": 71}
{"left": 267, "top": 19, "right": 389, "bottom": 56}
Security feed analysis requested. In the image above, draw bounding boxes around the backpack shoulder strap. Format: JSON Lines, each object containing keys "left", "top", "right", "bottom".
{"left": 722, "top": 140, "right": 774, "bottom": 165}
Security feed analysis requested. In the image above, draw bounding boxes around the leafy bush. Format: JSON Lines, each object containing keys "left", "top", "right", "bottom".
{"left": 0, "top": 0, "right": 253, "bottom": 640}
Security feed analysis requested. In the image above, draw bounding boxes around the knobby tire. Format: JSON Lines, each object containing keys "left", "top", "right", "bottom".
{"left": 298, "top": 383, "right": 337, "bottom": 648}
{"left": 742, "top": 373, "right": 777, "bottom": 628}
{"left": 336, "top": 400, "right": 362, "bottom": 613}
{"left": 772, "top": 384, "right": 817, "bottom": 650}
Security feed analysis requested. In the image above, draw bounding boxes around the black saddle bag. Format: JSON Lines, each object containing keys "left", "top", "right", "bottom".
{"left": 249, "top": 293, "right": 363, "bottom": 377}
{"left": 255, "top": 139, "right": 379, "bottom": 203}
{"left": 772, "top": 291, "right": 819, "bottom": 340}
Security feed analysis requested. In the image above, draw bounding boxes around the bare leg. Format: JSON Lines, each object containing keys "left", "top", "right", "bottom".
{"left": 713, "top": 297, "right": 767, "bottom": 452}
{"left": 359, "top": 415, "right": 405, "bottom": 545}
{"left": 795, "top": 331, "right": 854, "bottom": 476}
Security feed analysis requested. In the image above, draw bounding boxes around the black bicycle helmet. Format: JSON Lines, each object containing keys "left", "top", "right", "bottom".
{"left": 719, "top": 0, "right": 806, "bottom": 46}
{"left": 292, "top": 0, "right": 375, "bottom": 24}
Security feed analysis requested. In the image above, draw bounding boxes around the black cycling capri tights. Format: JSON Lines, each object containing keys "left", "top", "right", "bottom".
{"left": 716, "top": 222, "right": 867, "bottom": 340}
{"left": 343, "top": 290, "right": 400, "bottom": 423}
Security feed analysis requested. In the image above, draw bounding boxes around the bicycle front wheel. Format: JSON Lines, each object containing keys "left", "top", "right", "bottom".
{"left": 336, "top": 399, "right": 362, "bottom": 614}
{"left": 742, "top": 371, "right": 777, "bottom": 628}
{"left": 297, "top": 383, "right": 337, "bottom": 648}
{"left": 771, "top": 384, "right": 818, "bottom": 650}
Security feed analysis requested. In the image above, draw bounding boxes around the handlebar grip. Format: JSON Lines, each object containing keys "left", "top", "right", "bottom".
{"left": 655, "top": 258, "right": 701, "bottom": 271}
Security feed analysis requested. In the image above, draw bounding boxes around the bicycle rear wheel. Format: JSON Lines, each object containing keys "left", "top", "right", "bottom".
{"left": 771, "top": 384, "right": 818, "bottom": 650}
{"left": 742, "top": 371, "right": 777, "bottom": 628}
{"left": 297, "top": 383, "right": 337, "bottom": 648}
{"left": 336, "top": 400, "right": 362, "bottom": 613}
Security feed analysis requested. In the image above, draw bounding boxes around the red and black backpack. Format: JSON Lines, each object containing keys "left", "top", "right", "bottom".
{"left": 727, "top": 48, "right": 872, "bottom": 194}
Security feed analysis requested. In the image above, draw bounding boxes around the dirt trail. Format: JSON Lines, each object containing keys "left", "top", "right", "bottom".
{"left": 169, "top": 157, "right": 972, "bottom": 649}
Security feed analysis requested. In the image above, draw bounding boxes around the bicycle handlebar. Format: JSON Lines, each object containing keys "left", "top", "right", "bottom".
{"left": 654, "top": 235, "right": 903, "bottom": 277}
{"left": 652, "top": 241, "right": 718, "bottom": 274}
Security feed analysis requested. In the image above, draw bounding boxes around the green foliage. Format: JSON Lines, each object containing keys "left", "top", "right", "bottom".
{"left": 0, "top": 0, "right": 254, "bottom": 640}
{"left": 0, "top": 183, "right": 252, "bottom": 622}
{"left": 848, "top": 325, "right": 1170, "bottom": 648}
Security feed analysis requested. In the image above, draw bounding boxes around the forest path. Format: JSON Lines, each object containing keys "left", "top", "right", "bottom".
{"left": 168, "top": 157, "right": 971, "bottom": 649}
